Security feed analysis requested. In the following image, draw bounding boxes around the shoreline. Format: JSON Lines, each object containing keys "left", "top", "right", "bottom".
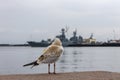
{"left": 0, "top": 71, "right": 120, "bottom": 80}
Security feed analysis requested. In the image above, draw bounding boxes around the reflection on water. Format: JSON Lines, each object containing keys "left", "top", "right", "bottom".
{"left": 59, "top": 47, "right": 84, "bottom": 72}
{"left": 59, "top": 47, "right": 120, "bottom": 73}
{"left": 0, "top": 47, "right": 120, "bottom": 74}
{"left": 60, "top": 48, "right": 82, "bottom": 71}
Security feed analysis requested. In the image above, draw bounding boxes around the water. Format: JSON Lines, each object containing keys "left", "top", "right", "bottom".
{"left": 0, "top": 47, "right": 120, "bottom": 75}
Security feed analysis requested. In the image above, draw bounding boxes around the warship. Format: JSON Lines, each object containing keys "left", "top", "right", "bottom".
{"left": 27, "top": 28, "right": 83, "bottom": 47}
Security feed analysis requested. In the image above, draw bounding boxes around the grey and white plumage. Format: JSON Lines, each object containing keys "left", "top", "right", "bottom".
{"left": 23, "top": 38, "right": 64, "bottom": 74}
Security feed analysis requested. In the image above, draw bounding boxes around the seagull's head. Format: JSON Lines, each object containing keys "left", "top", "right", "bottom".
{"left": 52, "top": 38, "right": 62, "bottom": 46}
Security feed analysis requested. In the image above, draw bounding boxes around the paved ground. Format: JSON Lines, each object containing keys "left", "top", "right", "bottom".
{"left": 0, "top": 71, "right": 120, "bottom": 80}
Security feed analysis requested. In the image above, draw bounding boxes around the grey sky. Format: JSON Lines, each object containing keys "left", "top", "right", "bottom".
{"left": 0, "top": 0, "right": 120, "bottom": 44}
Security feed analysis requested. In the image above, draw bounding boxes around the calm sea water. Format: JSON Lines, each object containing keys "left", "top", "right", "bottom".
{"left": 0, "top": 47, "right": 120, "bottom": 74}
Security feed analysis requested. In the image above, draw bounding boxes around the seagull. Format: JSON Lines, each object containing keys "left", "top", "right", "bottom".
{"left": 23, "top": 38, "right": 64, "bottom": 74}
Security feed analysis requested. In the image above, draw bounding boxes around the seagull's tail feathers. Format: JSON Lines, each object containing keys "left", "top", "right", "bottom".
{"left": 23, "top": 60, "right": 39, "bottom": 68}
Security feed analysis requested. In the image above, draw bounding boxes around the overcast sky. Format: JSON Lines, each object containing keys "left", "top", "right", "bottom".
{"left": 0, "top": 0, "right": 120, "bottom": 44}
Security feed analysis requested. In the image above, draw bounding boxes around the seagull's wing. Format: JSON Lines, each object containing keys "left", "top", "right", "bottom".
{"left": 36, "top": 45, "right": 63, "bottom": 64}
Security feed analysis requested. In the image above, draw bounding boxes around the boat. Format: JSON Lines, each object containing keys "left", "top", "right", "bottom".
{"left": 27, "top": 28, "right": 83, "bottom": 47}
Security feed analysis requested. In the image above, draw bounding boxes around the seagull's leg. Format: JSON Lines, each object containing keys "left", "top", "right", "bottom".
{"left": 48, "top": 64, "right": 50, "bottom": 74}
{"left": 53, "top": 62, "right": 56, "bottom": 74}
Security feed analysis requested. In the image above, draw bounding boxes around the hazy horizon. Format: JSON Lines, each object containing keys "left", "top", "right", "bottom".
{"left": 0, "top": 0, "right": 120, "bottom": 44}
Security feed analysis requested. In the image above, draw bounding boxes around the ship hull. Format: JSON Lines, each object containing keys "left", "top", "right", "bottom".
{"left": 28, "top": 41, "right": 120, "bottom": 47}
{"left": 27, "top": 41, "right": 50, "bottom": 47}
{"left": 28, "top": 41, "right": 70, "bottom": 47}
{"left": 68, "top": 43, "right": 120, "bottom": 47}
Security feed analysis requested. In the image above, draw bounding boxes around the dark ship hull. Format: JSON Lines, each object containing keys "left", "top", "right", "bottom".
{"left": 27, "top": 41, "right": 50, "bottom": 47}
{"left": 28, "top": 41, "right": 120, "bottom": 47}
{"left": 27, "top": 41, "right": 70, "bottom": 47}
{"left": 101, "top": 43, "right": 120, "bottom": 46}
{"left": 68, "top": 43, "right": 120, "bottom": 47}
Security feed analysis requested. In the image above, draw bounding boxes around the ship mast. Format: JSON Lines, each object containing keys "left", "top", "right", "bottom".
{"left": 113, "top": 29, "right": 116, "bottom": 40}
{"left": 89, "top": 33, "right": 93, "bottom": 39}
